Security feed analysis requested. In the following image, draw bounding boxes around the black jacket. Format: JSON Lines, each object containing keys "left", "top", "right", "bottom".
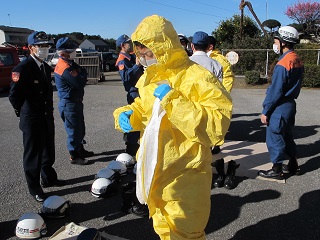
{"left": 9, "top": 56, "right": 54, "bottom": 132}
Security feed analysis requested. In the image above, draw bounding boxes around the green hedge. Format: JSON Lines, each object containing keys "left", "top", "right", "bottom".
{"left": 303, "top": 64, "right": 320, "bottom": 88}
{"left": 244, "top": 70, "right": 268, "bottom": 85}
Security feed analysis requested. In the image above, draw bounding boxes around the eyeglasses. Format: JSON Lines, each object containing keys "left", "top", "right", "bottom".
{"left": 137, "top": 50, "right": 152, "bottom": 58}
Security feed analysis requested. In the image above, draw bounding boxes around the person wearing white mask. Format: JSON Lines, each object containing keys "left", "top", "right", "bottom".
{"left": 115, "top": 34, "right": 144, "bottom": 157}
{"left": 9, "top": 31, "right": 65, "bottom": 203}
{"left": 54, "top": 37, "right": 94, "bottom": 165}
{"left": 259, "top": 26, "right": 303, "bottom": 180}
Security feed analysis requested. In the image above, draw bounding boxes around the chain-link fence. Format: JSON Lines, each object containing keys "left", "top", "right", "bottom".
{"left": 221, "top": 48, "right": 320, "bottom": 78}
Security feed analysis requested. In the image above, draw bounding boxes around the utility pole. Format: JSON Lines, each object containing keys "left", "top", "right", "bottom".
{"left": 8, "top": 14, "right": 12, "bottom": 26}
{"left": 240, "top": 0, "right": 244, "bottom": 40}
{"left": 266, "top": 0, "right": 268, "bottom": 20}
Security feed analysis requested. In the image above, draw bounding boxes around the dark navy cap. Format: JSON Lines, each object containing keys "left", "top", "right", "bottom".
{"left": 56, "top": 37, "right": 78, "bottom": 52}
{"left": 192, "top": 31, "right": 209, "bottom": 45}
{"left": 28, "top": 31, "right": 53, "bottom": 45}
{"left": 116, "top": 34, "right": 131, "bottom": 47}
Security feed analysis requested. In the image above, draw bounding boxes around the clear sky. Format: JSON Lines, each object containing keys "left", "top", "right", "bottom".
{"left": 0, "top": 0, "right": 302, "bottom": 39}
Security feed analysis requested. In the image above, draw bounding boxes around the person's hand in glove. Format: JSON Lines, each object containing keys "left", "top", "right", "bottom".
{"left": 154, "top": 84, "right": 171, "bottom": 100}
{"left": 119, "top": 110, "right": 133, "bottom": 133}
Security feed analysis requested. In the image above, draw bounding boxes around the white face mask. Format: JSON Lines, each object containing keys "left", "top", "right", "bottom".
{"left": 69, "top": 51, "right": 76, "bottom": 60}
{"left": 139, "top": 57, "right": 157, "bottom": 67}
{"left": 273, "top": 44, "right": 280, "bottom": 55}
{"left": 34, "top": 47, "right": 49, "bottom": 60}
{"left": 207, "top": 50, "right": 212, "bottom": 57}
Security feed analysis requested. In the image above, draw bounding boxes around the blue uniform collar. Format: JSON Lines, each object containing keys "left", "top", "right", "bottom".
{"left": 279, "top": 49, "right": 293, "bottom": 61}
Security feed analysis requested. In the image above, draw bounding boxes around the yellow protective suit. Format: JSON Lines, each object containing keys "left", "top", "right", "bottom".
{"left": 113, "top": 15, "right": 233, "bottom": 240}
{"left": 209, "top": 50, "right": 234, "bottom": 93}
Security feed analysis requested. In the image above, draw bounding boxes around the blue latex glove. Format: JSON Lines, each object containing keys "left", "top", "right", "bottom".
{"left": 154, "top": 84, "right": 171, "bottom": 100}
{"left": 119, "top": 110, "right": 133, "bottom": 133}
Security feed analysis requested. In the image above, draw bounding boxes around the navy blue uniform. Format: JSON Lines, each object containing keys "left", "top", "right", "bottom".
{"left": 9, "top": 56, "right": 58, "bottom": 196}
{"left": 262, "top": 50, "right": 303, "bottom": 164}
{"left": 54, "top": 57, "right": 87, "bottom": 158}
{"left": 116, "top": 52, "right": 143, "bottom": 155}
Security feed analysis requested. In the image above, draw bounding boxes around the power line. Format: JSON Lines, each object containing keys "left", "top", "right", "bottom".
{"left": 144, "top": 0, "right": 230, "bottom": 19}
{"left": 185, "top": 0, "right": 237, "bottom": 14}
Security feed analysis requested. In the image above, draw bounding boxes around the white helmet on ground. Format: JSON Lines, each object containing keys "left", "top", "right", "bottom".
{"left": 116, "top": 153, "right": 136, "bottom": 167}
{"left": 90, "top": 178, "right": 117, "bottom": 198}
{"left": 275, "top": 26, "right": 300, "bottom": 44}
{"left": 16, "top": 212, "right": 47, "bottom": 239}
{"left": 40, "top": 195, "right": 71, "bottom": 218}
{"left": 95, "top": 168, "right": 116, "bottom": 181}
{"left": 107, "top": 160, "right": 127, "bottom": 176}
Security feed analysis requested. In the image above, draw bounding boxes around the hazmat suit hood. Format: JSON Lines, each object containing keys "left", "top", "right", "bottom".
{"left": 131, "top": 15, "right": 190, "bottom": 87}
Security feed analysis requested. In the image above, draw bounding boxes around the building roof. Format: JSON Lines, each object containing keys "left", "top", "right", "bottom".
{"left": 85, "top": 39, "right": 108, "bottom": 46}
{"left": 0, "top": 26, "right": 33, "bottom": 33}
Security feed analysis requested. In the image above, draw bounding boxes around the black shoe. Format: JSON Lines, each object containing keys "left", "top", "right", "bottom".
{"left": 213, "top": 175, "right": 225, "bottom": 188}
{"left": 211, "top": 146, "right": 221, "bottom": 154}
{"left": 41, "top": 179, "right": 66, "bottom": 188}
{"left": 258, "top": 168, "right": 284, "bottom": 180}
{"left": 282, "top": 164, "right": 301, "bottom": 175}
{"left": 128, "top": 204, "right": 149, "bottom": 217}
{"left": 79, "top": 148, "right": 94, "bottom": 158}
{"left": 70, "top": 157, "right": 89, "bottom": 165}
{"left": 224, "top": 160, "right": 240, "bottom": 190}
{"left": 33, "top": 193, "right": 47, "bottom": 203}
{"left": 224, "top": 176, "right": 236, "bottom": 190}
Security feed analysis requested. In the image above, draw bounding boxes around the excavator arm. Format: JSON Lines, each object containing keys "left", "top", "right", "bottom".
{"left": 240, "top": 1, "right": 268, "bottom": 37}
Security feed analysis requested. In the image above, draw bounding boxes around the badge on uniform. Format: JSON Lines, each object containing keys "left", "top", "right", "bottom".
{"left": 119, "top": 64, "right": 124, "bottom": 70}
{"left": 70, "top": 70, "right": 78, "bottom": 77}
{"left": 12, "top": 72, "right": 20, "bottom": 82}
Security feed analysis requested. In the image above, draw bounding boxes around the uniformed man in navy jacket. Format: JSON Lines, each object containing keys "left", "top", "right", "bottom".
{"left": 115, "top": 34, "right": 143, "bottom": 157}
{"left": 9, "top": 31, "right": 65, "bottom": 203}
{"left": 54, "top": 37, "right": 94, "bottom": 165}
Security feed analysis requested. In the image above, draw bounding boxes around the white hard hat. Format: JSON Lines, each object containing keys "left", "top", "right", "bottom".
{"left": 90, "top": 178, "right": 116, "bottom": 198}
{"left": 107, "top": 160, "right": 127, "bottom": 176}
{"left": 116, "top": 153, "right": 136, "bottom": 167}
{"left": 40, "top": 195, "right": 71, "bottom": 218}
{"left": 16, "top": 212, "right": 47, "bottom": 239}
{"left": 95, "top": 168, "right": 116, "bottom": 181}
{"left": 275, "top": 26, "right": 299, "bottom": 44}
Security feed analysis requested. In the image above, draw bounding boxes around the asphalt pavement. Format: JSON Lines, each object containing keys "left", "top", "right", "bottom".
{"left": 0, "top": 72, "right": 319, "bottom": 240}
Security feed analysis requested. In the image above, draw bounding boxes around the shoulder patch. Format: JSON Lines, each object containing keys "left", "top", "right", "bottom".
{"left": 70, "top": 70, "right": 78, "bottom": 77}
{"left": 118, "top": 64, "right": 125, "bottom": 70}
{"left": 12, "top": 72, "right": 20, "bottom": 82}
{"left": 54, "top": 59, "right": 70, "bottom": 75}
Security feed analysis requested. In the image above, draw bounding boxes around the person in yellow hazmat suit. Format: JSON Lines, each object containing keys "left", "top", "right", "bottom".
{"left": 207, "top": 36, "right": 234, "bottom": 93}
{"left": 207, "top": 36, "right": 239, "bottom": 190}
{"left": 113, "top": 15, "right": 233, "bottom": 240}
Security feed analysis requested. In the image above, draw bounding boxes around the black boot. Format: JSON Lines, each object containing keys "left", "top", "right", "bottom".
{"left": 213, "top": 159, "right": 225, "bottom": 188}
{"left": 258, "top": 163, "right": 284, "bottom": 180}
{"left": 211, "top": 146, "right": 221, "bottom": 154}
{"left": 282, "top": 156, "right": 301, "bottom": 175}
{"left": 121, "top": 182, "right": 149, "bottom": 217}
{"left": 224, "top": 160, "right": 240, "bottom": 189}
{"left": 121, "top": 182, "right": 136, "bottom": 213}
{"left": 125, "top": 143, "right": 140, "bottom": 157}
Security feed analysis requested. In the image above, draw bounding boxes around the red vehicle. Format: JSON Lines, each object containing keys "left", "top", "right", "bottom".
{"left": 0, "top": 47, "right": 20, "bottom": 89}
